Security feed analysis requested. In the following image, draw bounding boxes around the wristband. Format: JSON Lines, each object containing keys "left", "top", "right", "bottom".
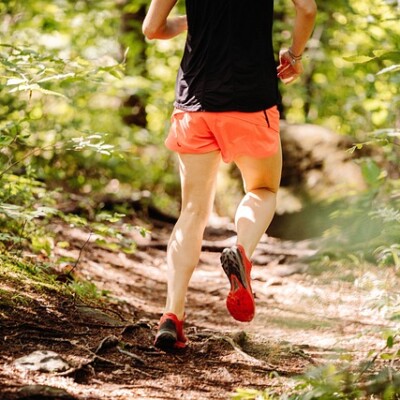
{"left": 288, "top": 48, "right": 303, "bottom": 61}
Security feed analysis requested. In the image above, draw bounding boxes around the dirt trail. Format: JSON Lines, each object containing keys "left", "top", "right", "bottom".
{"left": 0, "top": 217, "right": 394, "bottom": 399}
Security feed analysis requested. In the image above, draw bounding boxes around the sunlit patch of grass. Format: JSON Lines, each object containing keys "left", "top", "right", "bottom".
{"left": 0, "top": 287, "right": 33, "bottom": 308}
{"left": 231, "top": 388, "right": 277, "bottom": 400}
{"left": 0, "top": 255, "right": 59, "bottom": 290}
{"left": 0, "top": 252, "right": 108, "bottom": 303}
{"left": 68, "top": 280, "right": 111, "bottom": 300}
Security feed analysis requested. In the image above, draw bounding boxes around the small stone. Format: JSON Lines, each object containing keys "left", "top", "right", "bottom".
{"left": 77, "top": 306, "right": 122, "bottom": 325}
{"left": 13, "top": 350, "right": 70, "bottom": 372}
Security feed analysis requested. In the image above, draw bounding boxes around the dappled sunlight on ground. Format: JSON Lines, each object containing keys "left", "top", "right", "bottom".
{"left": 0, "top": 218, "right": 397, "bottom": 399}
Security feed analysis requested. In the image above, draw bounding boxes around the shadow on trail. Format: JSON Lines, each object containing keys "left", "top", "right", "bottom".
{"left": 0, "top": 219, "right": 391, "bottom": 399}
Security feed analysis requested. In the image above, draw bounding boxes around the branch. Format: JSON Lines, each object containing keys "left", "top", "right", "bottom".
{"left": 0, "top": 143, "right": 59, "bottom": 178}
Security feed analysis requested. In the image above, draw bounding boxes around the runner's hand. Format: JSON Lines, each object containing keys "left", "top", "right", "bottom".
{"left": 277, "top": 49, "right": 303, "bottom": 85}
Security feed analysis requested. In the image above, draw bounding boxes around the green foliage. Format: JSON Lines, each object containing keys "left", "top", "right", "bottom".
{"left": 231, "top": 388, "right": 277, "bottom": 400}
{"left": 0, "top": 0, "right": 181, "bottom": 271}
{"left": 68, "top": 280, "right": 110, "bottom": 300}
{"left": 316, "top": 47, "right": 400, "bottom": 267}
{"left": 275, "top": 0, "right": 400, "bottom": 136}
{"left": 0, "top": 2, "right": 399, "bottom": 398}
{"left": 0, "top": 172, "right": 57, "bottom": 254}
{"left": 289, "top": 365, "right": 400, "bottom": 399}
{"left": 319, "top": 175, "right": 400, "bottom": 267}
{"left": 232, "top": 333, "right": 400, "bottom": 400}
{"left": 0, "top": 0, "right": 180, "bottom": 187}
{"left": 0, "top": 251, "right": 106, "bottom": 302}
{"left": 0, "top": 0, "right": 161, "bottom": 265}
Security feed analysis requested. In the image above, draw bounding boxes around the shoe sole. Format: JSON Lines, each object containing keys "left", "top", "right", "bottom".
{"left": 154, "top": 330, "right": 177, "bottom": 350}
{"left": 221, "top": 247, "right": 255, "bottom": 322}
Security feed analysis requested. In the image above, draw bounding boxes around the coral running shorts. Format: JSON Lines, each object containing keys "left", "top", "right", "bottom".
{"left": 165, "top": 105, "right": 280, "bottom": 163}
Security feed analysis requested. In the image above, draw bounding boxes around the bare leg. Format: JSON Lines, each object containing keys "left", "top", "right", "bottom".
{"left": 165, "top": 151, "right": 221, "bottom": 319}
{"left": 233, "top": 143, "right": 282, "bottom": 257}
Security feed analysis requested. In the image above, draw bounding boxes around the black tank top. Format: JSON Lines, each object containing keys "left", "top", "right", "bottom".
{"left": 174, "top": 0, "right": 280, "bottom": 112}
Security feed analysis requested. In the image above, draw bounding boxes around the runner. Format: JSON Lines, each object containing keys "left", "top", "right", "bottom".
{"left": 143, "top": 0, "right": 317, "bottom": 350}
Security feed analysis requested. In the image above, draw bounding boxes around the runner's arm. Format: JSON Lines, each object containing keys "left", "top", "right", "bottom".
{"left": 143, "top": 0, "right": 187, "bottom": 40}
{"left": 289, "top": 0, "right": 317, "bottom": 57}
{"left": 277, "top": 0, "right": 317, "bottom": 84}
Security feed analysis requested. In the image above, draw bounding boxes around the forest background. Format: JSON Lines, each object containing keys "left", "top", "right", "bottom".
{"left": 0, "top": 0, "right": 400, "bottom": 398}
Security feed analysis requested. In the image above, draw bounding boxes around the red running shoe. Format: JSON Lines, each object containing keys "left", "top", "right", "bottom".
{"left": 221, "top": 244, "right": 255, "bottom": 322}
{"left": 154, "top": 313, "right": 187, "bottom": 350}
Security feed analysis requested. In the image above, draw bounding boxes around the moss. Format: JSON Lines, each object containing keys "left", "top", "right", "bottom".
{"left": 0, "top": 252, "right": 105, "bottom": 303}
{"left": 0, "top": 288, "right": 33, "bottom": 308}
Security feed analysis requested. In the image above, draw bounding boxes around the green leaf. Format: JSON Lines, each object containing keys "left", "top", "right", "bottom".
{"left": 29, "top": 206, "right": 59, "bottom": 219}
{"left": 380, "top": 352, "right": 395, "bottom": 360}
{"left": 343, "top": 55, "right": 375, "bottom": 63}
{"left": 373, "top": 50, "right": 400, "bottom": 62}
{"left": 0, "top": 203, "right": 24, "bottom": 219}
{"left": 347, "top": 143, "right": 364, "bottom": 154}
{"left": 361, "top": 158, "right": 382, "bottom": 186}
{"left": 109, "top": 69, "right": 124, "bottom": 79}
{"left": 36, "top": 72, "right": 75, "bottom": 83}
{"left": 135, "top": 226, "right": 150, "bottom": 238}
{"left": 95, "top": 212, "right": 125, "bottom": 223}
{"left": 31, "top": 236, "right": 54, "bottom": 256}
{"left": 6, "top": 77, "right": 27, "bottom": 85}
{"left": 61, "top": 214, "right": 88, "bottom": 227}
{"left": 0, "top": 134, "right": 14, "bottom": 146}
{"left": 8, "top": 83, "right": 68, "bottom": 99}
{"left": 0, "top": 233, "right": 24, "bottom": 244}
{"left": 377, "top": 64, "right": 400, "bottom": 76}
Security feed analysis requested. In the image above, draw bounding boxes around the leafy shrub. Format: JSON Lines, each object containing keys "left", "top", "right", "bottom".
{"left": 232, "top": 333, "right": 400, "bottom": 399}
